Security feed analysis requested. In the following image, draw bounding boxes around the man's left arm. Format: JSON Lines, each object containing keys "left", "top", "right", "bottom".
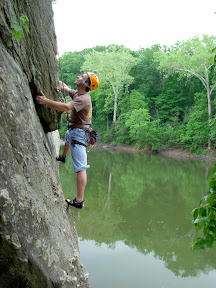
{"left": 36, "top": 91, "right": 74, "bottom": 112}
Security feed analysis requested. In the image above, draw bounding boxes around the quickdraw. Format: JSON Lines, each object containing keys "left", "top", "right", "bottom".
{"left": 89, "top": 129, "right": 98, "bottom": 146}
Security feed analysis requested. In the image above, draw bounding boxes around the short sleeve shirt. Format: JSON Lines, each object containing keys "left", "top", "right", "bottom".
{"left": 68, "top": 90, "right": 92, "bottom": 127}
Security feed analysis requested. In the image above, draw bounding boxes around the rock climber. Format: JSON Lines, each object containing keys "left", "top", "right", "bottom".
{"left": 36, "top": 72, "right": 99, "bottom": 209}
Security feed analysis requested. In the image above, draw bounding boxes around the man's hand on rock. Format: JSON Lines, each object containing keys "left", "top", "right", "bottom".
{"left": 36, "top": 91, "right": 47, "bottom": 105}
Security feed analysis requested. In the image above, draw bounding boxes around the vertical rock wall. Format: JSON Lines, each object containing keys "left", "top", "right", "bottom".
{"left": 0, "top": 0, "right": 89, "bottom": 287}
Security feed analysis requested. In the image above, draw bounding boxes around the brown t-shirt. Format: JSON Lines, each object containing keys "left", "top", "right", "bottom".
{"left": 68, "top": 90, "right": 92, "bottom": 128}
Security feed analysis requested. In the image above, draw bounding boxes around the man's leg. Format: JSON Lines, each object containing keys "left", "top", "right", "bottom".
{"left": 66, "top": 141, "right": 89, "bottom": 208}
{"left": 56, "top": 143, "right": 70, "bottom": 163}
{"left": 76, "top": 169, "right": 87, "bottom": 203}
{"left": 61, "top": 143, "right": 70, "bottom": 157}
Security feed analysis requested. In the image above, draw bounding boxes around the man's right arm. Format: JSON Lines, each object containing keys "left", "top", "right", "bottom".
{"left": 59, "top": 81, "right": 72, "bottom": 96}
{"left": 36, "top": 91, "right": 74, "bottom": 112}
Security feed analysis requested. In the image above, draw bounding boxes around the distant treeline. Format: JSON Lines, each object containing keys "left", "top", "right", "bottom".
{"left": 58, "top": 35, "right": 216, "bottom": 153}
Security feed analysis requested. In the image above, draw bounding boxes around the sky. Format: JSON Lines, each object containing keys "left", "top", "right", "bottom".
{"left": 52, "top": 0, "right": 216, "bottom": 56}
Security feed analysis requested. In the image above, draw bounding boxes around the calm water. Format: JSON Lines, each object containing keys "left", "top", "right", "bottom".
{"left": 59, "top": 148, "right": 216, "bottom": 288}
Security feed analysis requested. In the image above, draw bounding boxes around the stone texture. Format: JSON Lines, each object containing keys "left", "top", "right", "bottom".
{"left": 0, "top": 0, "right": 89, "bottom": 287}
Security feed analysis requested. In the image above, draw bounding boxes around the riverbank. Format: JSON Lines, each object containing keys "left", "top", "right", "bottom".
{"left": 60, "top": 139, "right": 216, "bottom": 162}
{"left": 94, "top": 143, "right": 216, "bottom": 162}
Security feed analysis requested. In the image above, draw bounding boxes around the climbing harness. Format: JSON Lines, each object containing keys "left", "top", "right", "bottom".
{"left": 68, "top": 127, "right": 99, "bottom": 152}
{"left": 57, "top": 49, "right": 99, "bottom": 151}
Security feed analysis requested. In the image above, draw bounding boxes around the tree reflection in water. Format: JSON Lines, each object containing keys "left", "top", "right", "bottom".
{"left": 59, "top": 148, "right": 216, "bottom": 279}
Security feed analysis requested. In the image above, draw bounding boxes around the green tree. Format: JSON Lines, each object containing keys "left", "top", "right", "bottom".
{"left": 192, "top": 161, "right": 216, "bottom": 250}
{"left": 130, "top": 45, "right": 163, "bottom": 118}
{"left": 58, "top": 51, "right": 85, "bottom": 88}
{"left": 81, "top": 45, "right": 139, "bottom": 123}
{"left": 155, "top": 74, "right": 192, "bottom": 123}
{"left": 154, "top": 35, "right": 216, "bottom": 149}
{"left": 180, "top": 92, "right": 209, "bottom": 152}
{"left": 89, "top": 83, "right": 114, "bottom": 132}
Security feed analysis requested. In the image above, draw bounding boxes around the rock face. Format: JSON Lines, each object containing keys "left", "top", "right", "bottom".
{"left": 0, "top": 1, "right": 89, "bottom": 287}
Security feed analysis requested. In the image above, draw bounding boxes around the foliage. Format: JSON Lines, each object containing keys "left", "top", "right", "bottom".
{"left": 192, "top": 162, "right": 216, "bottom": 250}
{"left": 56, "top": 41, "right": 216, "bottom": 249}
{"left": 10, "top": 15, "right": 29, "bottom": 41}
{"left": 58, "top": 52, "right": 85, "bottom": 88}
{"left": 155, "top": 74, "right": 189, "bottom": 123}
{"left": 154, "top": 35, "right": 216, "bottom": 121}
{"left": 154, "top": 35, "right": 216, "bottom": 74}
{"left": 81, "top": 45, "right": 139, "bottom": 123}
{"left": 191, "top": 43, "right": 216, "bottom": 251}
{"left": 57, "top": 37, "right": 216, "bottom": 153}
{"left": 129, "top": 45, "right": 163, "bottom": 117}
{"left": 210, "top": 46, "right": 216, "bottom": 64}
{"left": 179, "top": 92, "right": 209, "bottom": 153}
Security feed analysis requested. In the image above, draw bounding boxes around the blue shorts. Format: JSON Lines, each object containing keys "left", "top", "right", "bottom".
{"left": 65, "top": 128, "right": 90, "bottom": 173}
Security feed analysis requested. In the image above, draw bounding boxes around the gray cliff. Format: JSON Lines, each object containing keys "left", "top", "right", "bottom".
{"left": 0, "top": 0, "right": 89, "bottom": 287}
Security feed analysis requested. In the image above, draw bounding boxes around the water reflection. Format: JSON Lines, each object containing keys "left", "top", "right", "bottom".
{"left": 59, "top": 148, "right": 216, "bottom": 287}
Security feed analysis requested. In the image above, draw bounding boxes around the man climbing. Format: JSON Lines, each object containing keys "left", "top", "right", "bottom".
{"left": 36, "top": 72, "right": 99, "bottom": 209}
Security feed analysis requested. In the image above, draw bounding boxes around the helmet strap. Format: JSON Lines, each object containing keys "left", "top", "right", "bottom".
{"left": 77, "top": 77, "right": 90, "bottom": 88}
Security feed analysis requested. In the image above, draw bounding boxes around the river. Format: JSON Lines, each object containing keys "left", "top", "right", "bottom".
{"left": 59, "top": 148, "right": 216, "bottom": 288}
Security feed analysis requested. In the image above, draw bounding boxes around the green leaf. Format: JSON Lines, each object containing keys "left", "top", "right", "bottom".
{"left": 204, "top": 234, "right": 215, "bottom": 248}
{"left": 192, "top": 238, "right": 205, "bottom": 250}
{"left": 209, "top": 181, "right": 216, "bottom": 189}
{"left": 11, "top": 22, "right": 22, "bottom": 32}
{"left": 192, "top": 218, "right": 200, "bottom": 224}
{"left": 207, "top": 195, "right": 216, "bottom": 207}
{"left": 203, "top": 226, "right": 209, "bottom": 235}
{"left": 12, "top": 29, "right": 23, "bottom": 41}
{"left": 209, "top": 219, "right": 216, "bottom": 227}
{"left": 209, "top": 226, "right": 216, "bottom": 233}
{"left": 200, "top": 217, "right": 208, "bottom": 223}
{"left": 200, "top": 195, "right": 209, "bottom": 204}
{"left": 209, "top": 172, "right": 216, "bottom": 181}
{"left": 24, "top": 23, "right": 29, "bottom": 32}
{"left": 210, "top": 56, "right": 215, "bottom": 64}
{"left": 195, "top": 226, "right": 200, "bottom": 232}
{"left": 197, "top": 221, "right": 205, "bottom": 230}
{"left": 199, "top": 207, "right": 207, "bottom": 217}
{"left": 209, "top": 118, "right": 216, "bottom": 126}
{"left": 210, "top": 187, "right": 216, "bottom": 195}
{"left": 20, "top": 15, "right": 29, "bottom": 22}
{"left": 212, "top": 47, "right": 216, "bottom": 53}
{"left": 193, "top": 208, "right": 199, "bottom": 220}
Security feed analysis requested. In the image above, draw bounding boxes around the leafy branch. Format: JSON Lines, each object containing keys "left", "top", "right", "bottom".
{"left": 192, "top": 164, "right": 216, "bottom": 250}
{"left": 10, "top": 15, "right": 29, "bottom": 41}
{"left": 192, "top": 46, "right": 216, "bottom": 250}
{"left": 210, "top": 46, "right": 216, "bottom": 64}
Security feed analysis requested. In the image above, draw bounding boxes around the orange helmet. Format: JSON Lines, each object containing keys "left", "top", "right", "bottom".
{"left": 87, "top": 72, "right": 99, "bottom": 91}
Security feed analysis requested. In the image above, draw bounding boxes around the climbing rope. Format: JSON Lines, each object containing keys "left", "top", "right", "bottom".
{"left": 57, "top": 49, "right": 70, "bottom": 122}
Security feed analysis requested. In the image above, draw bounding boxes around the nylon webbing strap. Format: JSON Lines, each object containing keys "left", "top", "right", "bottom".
{"left": 71, "top": 139, "right": 87, "bottom": 147}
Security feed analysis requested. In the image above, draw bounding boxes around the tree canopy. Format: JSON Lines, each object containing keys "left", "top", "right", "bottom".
{"left": 58, "top": 36, "right": 216, "bottom": 152}
{"left": 81, "top": 45, "right": 139, "bottom": 123}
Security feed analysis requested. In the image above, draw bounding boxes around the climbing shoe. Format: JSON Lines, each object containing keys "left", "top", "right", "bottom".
{"left": 56, "top": 155, "right": 66, "bottom": 163}
{"left": 65, "top": 198, "right": 84, "bottom": 209}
